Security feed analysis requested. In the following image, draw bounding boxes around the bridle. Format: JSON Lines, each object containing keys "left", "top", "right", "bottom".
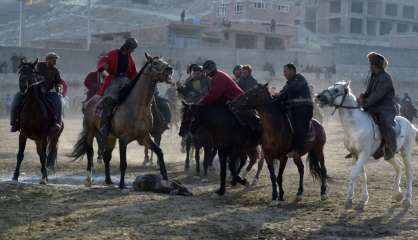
{"left": 321, "top": 85, "right": 360, "bottom": 115}
{"left": 19, "top": 65, "right": 44, "bottom": 94}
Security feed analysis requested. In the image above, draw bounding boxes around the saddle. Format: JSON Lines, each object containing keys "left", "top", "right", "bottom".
{"left": 285, "top": 115, "right": 316, "bottom": 143}
{"left": 371, "top": 116, "right": 402, "bottom": 160}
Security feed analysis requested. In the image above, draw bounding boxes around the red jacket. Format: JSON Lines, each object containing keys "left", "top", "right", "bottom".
{"left": 200, "top": 70, "right": 244, "bottom": 105}
{"left": 84, "top": 71, "right": 100, "bottom": 100}
{"left": 96, "top": 49, "right": 138, "bottom": 96}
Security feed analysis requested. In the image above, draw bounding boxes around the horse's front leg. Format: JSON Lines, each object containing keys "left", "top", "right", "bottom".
{"left": 387, "top": 157, "right": 403, "bottom": 203}
{"left": 13, "top": 133, "right": 27, "bottom": 181}
{"left": 103, "top": 138, "right": 116, "bottom": 185}
{"left": 401, "top": 151, "right": 414, "bottom": 209}
{"left": 118, "top": 139, "right": 128, "bottom": 189}
{"left": 277, "top": 157, "right": 288, "bottom": 202}
{"left": 359, "top": 167, "right": 369, "bottom": 207}
{"left": 346, "top": 154, "right": 368, "bottom": 209}
{"left": 36, "top": 139, "right": 48, "bottom": 184}
{"left": 266, "top": 157, "right": 278, "bottom": 206}
{"left": 215, "top": 151, "right": 227, "bottom": 196}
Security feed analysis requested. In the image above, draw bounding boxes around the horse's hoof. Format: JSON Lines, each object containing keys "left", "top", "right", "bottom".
{"left": 211, "top": 192, "right": 223, "bottom": 199}
{"left": 321, "top": 194, "right": 329, "bottom": 201}
{"left": 39, "top": 179, "right": 47, "bottom": 185}
{"left": 251, "top": 178, "right": 259, "bottom": 186}
{"left": 192, "top": 175, "right": 200, "bottom": 180}
{"left": 105, "top": 180, "right": 113, "bottom": 186}
{"left": 84, "top": 178, "right": 92, "bottom": 187}
{"left": 12, "top": 177, "right": 18, "bottom": 182}
{"left": 201, "top": 178, "right": 208, "bottom": 183}
{"left": 295, "top": 194, "right": 303, "bottom": 202}
{"left": 120, "top": 188, "right": 130, "bottom": 194}
{"left": 345, "top": 199, "right": 353, "bottom": 209}
{"left": 403, "top": 199, "right": 412, "bottom": 209}
{"left": 392, "top": 192, "right": 404, "bottom": 202}
{"left": 270, "top": 200, "right": 279, "bottom": 207}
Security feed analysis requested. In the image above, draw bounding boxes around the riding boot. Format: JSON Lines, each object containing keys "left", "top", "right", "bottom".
{"left": 10, "top": 92, "right": 24, "bottom": 132}
{"left": 99, "top": 98, "right": 117, "bottom": 138}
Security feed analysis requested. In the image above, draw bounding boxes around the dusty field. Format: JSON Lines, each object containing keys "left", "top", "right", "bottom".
{"left": 1, "top": 118, "right": 418, "bottom": 240}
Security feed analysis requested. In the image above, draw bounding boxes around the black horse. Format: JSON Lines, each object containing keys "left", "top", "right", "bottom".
{"left": 13, "top": 58, "right": 64, "bottom": 183}
{"left": 181, "top": 103, "right": 262, "bottom": 195}
{"left": 179, "top": 104, "right": 216, "bottom": 179}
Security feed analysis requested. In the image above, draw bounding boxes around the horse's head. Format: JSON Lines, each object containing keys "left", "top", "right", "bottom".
{"left": 144, "top": 52, "right": 173, "bottom": 84}
{"left": 316, "top": 81, "right": 351, "bottom": 108}
{"left": 179, "top": 101, "right": 200, "bottom": 137}
{"left": 230, "top": 83, "right": 272, "bottom": 111}
{"left": 18, "top": 58, "right": 39, "bottom": 93}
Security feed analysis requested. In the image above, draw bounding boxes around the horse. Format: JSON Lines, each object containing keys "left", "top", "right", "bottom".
{"left": 181, "top": 103, "right": 262, "bottom": 195}
{"left": 70, "top": 53, "right": 173, "bottom": 189}
{"left": 13, "top": 58, "right": 64, "bottom": 184}
{"left": 143, "top": 101, "right": 169, "bottom": 166}
{"left": 400, "top": 100, "right": 417, "bottom": 123}
{"left": 316, "top": 81, "right": 417, "bottom": 209}
{"left": 179, "top": 105, "right": 217, "bottom": 181}
{"left": 230, "top": 83, "right": 328, "bottom": 206}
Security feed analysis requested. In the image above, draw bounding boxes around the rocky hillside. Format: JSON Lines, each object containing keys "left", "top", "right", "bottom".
{"left": 0, "top": 0, "right": 212, "bottom": 46}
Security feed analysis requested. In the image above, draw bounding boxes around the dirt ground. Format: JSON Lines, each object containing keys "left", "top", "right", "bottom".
{"left": 1, "top": 118, "right": 418, "bottom": 240}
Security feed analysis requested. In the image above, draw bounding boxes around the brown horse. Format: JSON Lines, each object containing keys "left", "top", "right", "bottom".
{"left": 70, "top": 53, "right": 173, "bottom": 189}
{"left": 230, "top": 83, "right": 328, "bottom": 205}
{"left": 13, "top": 58, "right": 64, "bottom": 184}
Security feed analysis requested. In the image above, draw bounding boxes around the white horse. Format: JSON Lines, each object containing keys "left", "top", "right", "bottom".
{"left": 316, "top": 81, "right": 417, "bottom": 209}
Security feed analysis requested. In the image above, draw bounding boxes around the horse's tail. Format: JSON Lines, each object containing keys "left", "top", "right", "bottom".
{"left": 306, "top": 149, "right": 328, "bottom": 181}
{"left": 415, "top": 126, "right": 418, "bottom": 145}
{"left": 69, "top": 126, "right": 89, "bottom": 161}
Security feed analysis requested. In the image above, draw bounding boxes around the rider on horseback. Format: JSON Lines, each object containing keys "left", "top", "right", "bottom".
{"left": 358, "top": 52, "right": 397, "bottom": 160}
{"left": 200, "top": 60, "right": 259, "bottom": 129}
{"left": 10, "top": 52, "right": 63, "bottom": 132}
{"left": 178, "top": 64, "right": 209, "bottom": 103}
{"left": 96, "top": 38, "right": 139, "bottom": 138}
{"left": 237, "top": 64, "right": 258, "bottom": 92}
{"left": 274, "top": 64, "right": 313, "bottom": 159}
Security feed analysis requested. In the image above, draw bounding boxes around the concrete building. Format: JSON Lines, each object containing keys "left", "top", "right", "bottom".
{"left": 304, "top": 0, "right": 418, "bottom": 46}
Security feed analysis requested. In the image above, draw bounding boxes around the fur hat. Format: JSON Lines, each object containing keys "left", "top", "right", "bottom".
{"left": 367, "top": 52, "right": 388, "bottom": 69}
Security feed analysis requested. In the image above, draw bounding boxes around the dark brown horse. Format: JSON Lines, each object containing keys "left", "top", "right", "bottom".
{"left": 179, "top": 104, "right": 216, "bottom": 180}
{"left": 230, "top": 83, "right": 328, "bottom": 205}
{"left": 13, "top": 59, "right": 64, "bottom": 184}
{"left": 181, "top": 103, "right": 262, "bottom": 196}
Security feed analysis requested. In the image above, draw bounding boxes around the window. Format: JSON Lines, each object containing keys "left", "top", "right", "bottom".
{"left": 403, "top": 6, "right": 415, "bottom": 19}
{"left": 380, "top": 21, "right": 392, "bottom": 35}
{"left": 216, "top": 4, "right": 226, "bottom": 17}
{"left": 367, "top": 20, "right": 377, "bottom": 35}
{"left": 350, "top": 18, "right": 363, "bottom": 34}
{"left": 265, "top": 37, "right": 285, "bottom": 50}
{"left": 351, "top": 1, "right": 363, "bottom": 14}
{"left": 414, "top": 25, "right": 418, "bottom": 32}
{"left": 385, "top": 3, "right": 398, "bottom": 17}
{"left": 254, "top": 0, "right": 267, "bottom": 9}
{"left": 235, "top": 34, "right": 256, "bottom": 49}
{"left": 234, "top": 2, "right": 243, "bottom": 15}
{"left": 329, "top": 18, "right": 341, "bottom": 33}
{"left": 367, "top": 2, "right": 378, "bottom": 16}
{"left": 397, "top": 23, "right": 409, "bottom": 33}
{"left": 329, "top": 0, "right": 341, "bottom": 13}
{"left": 275, "top": 4, "right": 290, "bottom": 13}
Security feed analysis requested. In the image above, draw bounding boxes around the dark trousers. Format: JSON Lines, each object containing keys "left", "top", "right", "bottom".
{"left": 46, "top": 92, "right": 62, "bottom": 122}
{"left": 374, "top": 110, "right": 397, "bottom": 154}
{"left": 10, "top": 92, "right": 24, "bottom": 125}
{"left": 155, "top": 96, "right": 171, "bottom": 124}
{"left": 289, "top": 105, "right": 313, "bottom": 152}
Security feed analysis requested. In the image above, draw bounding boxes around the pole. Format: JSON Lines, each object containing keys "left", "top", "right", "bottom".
{"left": 19, "top": 0, "right": 23, "bottom": 47}
{"left": 87, "top": 0, "right": 91, "bottom": 50}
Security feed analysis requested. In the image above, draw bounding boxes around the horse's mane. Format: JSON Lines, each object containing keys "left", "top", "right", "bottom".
{"left": 131, "top": 60, "right": 151, "bottom": 88}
